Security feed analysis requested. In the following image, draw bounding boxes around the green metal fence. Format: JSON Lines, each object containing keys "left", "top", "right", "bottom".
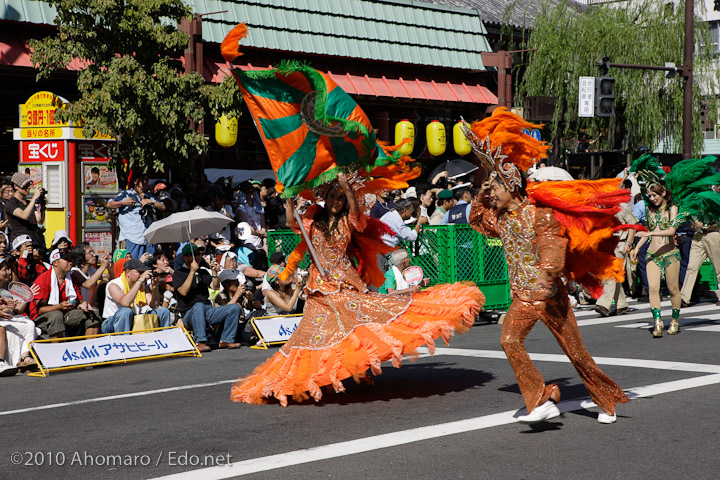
{"left": 267, "top": 224, "right": 512, "bottom": 310}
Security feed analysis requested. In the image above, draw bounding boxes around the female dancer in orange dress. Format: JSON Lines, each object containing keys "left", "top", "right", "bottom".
{"left": 231, "top": 173, "right": 485, "bottom": 406}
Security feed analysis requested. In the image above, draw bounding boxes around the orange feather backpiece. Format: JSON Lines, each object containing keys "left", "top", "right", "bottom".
{"left": 527, "top": 178, "right": 645, "bottom": 298}
{"left": 469, "top": 107, "right": 550, "bottom": 173}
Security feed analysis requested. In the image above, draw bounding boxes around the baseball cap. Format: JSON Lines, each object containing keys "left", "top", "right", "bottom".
{"left": 181, "top": 243, "right": 199, "bottom": 256}
{"left": 11, "top": 172, "right": 32, "bottom": 189}
{"left": 250, "top": 180, "right": 262, "bottom": 186}
{"left": 12, "top": 234, "right": 32, "bottom": 251}
{"left": 218, "top": 269, "right": 246, "bottom": 284}
{"left": 49, "top": 249, "right": 73, "bottom": 263}
{"left": 153, "top": 182, "right": 167, "bottom": 193}
{"left": 265, "top": 264, "right": 284, "bottom": 284}
{"left": 124, "top": 258, "right": 150, "bottom": 272}
{"left": 437, "top": 189, "right": 453, "bottom": 200}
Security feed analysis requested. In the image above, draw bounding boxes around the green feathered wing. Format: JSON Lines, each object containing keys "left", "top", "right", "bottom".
{"left": 664, "top": 156, "right": 720, "bottom": 224}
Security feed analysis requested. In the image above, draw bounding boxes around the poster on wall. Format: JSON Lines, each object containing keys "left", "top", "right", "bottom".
{"left": 83, "top": 196, "right": 111, "bottom": 228}
{"left": 18, "top": 164, "right": 42, "bottom": 194}
{"left": 83, "top": 230, "right": 112, "bottom": 257}
{"left": 82, "top": 162, "right": 118, "bottom": 194}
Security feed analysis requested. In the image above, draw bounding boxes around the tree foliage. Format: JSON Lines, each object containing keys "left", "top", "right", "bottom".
{"left": 29, "top": 0, "right": 243, "bottom": 174}
{"left": 518, "top": 0, "right": 719, "bottom": 158}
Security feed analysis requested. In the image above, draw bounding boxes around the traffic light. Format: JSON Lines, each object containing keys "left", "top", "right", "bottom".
{"left": 595, "top": 77, "right": 615, "bottom": 117}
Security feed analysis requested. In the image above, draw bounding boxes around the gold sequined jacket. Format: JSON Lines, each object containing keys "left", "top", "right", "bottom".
{"left": 469, "top": 197, "right": 567, "bottom": 301}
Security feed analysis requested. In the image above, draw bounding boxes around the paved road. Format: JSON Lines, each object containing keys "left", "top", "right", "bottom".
{"left": 2, "top": 298, "right": 720, "bottom": 480}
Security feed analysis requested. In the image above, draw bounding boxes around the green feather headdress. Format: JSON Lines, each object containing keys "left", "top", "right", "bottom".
{"left": 629, "top": 154, "right": 666, "bottom": 190}
{"left": 664, "top": 156, "right": 720, "bottom": 224}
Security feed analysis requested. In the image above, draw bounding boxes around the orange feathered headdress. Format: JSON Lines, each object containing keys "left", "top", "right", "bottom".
{"left": 461, "top": 107, "right": 550, "bottom": 191}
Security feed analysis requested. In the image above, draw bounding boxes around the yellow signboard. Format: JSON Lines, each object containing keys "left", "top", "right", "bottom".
{"left": 20, "top": 91, "right": 71, "bottom": 129}
{"left": 18, "top": 127, "right": 64, "bottom": 139}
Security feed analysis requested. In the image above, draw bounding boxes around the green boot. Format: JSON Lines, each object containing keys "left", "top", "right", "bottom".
{"left": 651, "top": 308, "right": 663, "bottom": 338}
{"left": 668, "top": 309, "right": 680, "bottom": 335}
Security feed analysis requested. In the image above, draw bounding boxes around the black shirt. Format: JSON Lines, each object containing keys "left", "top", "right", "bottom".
{"left": 369, "top": 199, "right": 394, "bottom": 219}
{"left": 172, "top": 263, "right": 213, "bottom": 314}
{"left": 5, "top": 196, "right": 38, "bottom": 239}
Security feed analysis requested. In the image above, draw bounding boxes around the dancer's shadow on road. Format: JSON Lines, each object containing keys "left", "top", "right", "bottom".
{"left": 315, "top": 361, "right": 494, "bottom": 406}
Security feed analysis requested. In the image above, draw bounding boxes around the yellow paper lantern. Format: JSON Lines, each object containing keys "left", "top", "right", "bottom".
{"left": 426, "top": 120, "right": 446, "bottom": 157}
{"left": 453, "top": 121, "right": 472, "bottom": 156}
{"left": 215, "top": 114, "right": 238, "bottom": 147}
{"left": 394, "top": 119, "right": 415, "bottom": 156}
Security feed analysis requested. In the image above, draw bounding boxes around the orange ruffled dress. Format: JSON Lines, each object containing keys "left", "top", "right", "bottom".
{"left": 231, "top": 211, "right": 485, "bottom": 406}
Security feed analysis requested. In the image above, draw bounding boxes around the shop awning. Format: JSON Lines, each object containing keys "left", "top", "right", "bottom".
{"left": 325, "top": 71, "right": 497, "bottom": 104}
{"left": 209, "top": 60, "right": 497, "bottom": 105}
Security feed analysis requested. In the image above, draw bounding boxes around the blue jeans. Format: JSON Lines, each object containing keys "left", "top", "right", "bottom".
{"left": 101, "top": 307, "right": 171, "bottom": 334}
{"left": 126, "top": 240, "right": 155, "bottom": 259}
{"left": 182, "top": 302, "right": 241, "bottom": 343}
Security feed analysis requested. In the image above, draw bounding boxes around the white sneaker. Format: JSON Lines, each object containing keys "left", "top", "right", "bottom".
{"left": 517, "top": 400, "right": 561, "bottom": 423}
{"left": 597, "top": 411, "right": 617, "bottom": 424}
{"left": 0, "top": 360, "right": 18, "bottom": 377}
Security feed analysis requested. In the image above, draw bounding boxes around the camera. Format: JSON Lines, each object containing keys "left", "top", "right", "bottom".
{"left": 36, "top": 188, "right": 48, "bottom": 206}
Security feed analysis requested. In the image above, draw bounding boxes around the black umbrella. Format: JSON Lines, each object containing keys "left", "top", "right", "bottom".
{"left": 428, "top": 159, "right": 479, "bottom": 181}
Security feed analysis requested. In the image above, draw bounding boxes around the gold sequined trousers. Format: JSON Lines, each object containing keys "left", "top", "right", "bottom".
{"left": 501, "top": 294, "right": 630, "bottom": 414}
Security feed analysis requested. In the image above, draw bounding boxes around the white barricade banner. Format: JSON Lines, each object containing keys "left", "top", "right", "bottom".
{"left": 252, "top": 315, "right": 302, "bottom": 344}
{"left": 31, "top": 327, "right": 196, "bottom": 370}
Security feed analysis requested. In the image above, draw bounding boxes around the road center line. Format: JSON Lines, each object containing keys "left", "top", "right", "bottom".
{"left": 148, "top": 373, "right": 720, "bottom": 480}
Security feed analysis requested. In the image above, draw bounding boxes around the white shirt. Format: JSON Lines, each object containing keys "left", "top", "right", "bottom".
{"left": 103, "top": 277, "right": 152, "bottom": 318}
{"left": 380, "top": 210, "right": 418, "bottom": 247}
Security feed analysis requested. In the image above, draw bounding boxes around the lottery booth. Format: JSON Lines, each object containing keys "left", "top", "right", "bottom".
{"left": 13, "top": 91, "right": 118, "bottom": 257}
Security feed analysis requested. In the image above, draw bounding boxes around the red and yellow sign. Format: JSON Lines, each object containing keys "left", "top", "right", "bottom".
{"left": 20, "top": 91, "right": 71, "bottom": 129}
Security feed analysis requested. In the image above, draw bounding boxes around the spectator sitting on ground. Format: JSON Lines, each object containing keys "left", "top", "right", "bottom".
{"left": 30, "top": 249, "right": 100, "bottom": 339}
{"left": 0, "top": 325, "right": 18, "bottom": 376}
{"left": 13, "top": 234, "right": 47, "bottom": 286}
{"left": 70, "top": 243, "right": 110, "bottom": 311}
{"left": 172, "top": 244, "right": 241, "bottom": 352}
{"left": 101, "top": 259, "right": 171, "bottom": 334}
{"left": 50, "top": 229, "right": 72, "bottom": 251}
{"left": 146, "top": 252, "right": 175, "bottom": 310}
{"left": 379, "top": 249, "right": 429, "bottom": 295}
{"left": 107, "top": 174, "right": 166, "bottom": 259}
{"left": 263, "top": 265, "right": 304, "bottom": 316}
{"left": 380, "top": 198, "right": 428, "bottom": 247}
{"left": 429, "top": 189, "right": 455, "bottom": 225}
{"left": 213, "top": 270, "right": 256, "bottom": 330}
{"left": 441, "top": 188, "right": 473, "bottom": 224}
{"left": 0, "top": 256, "right": 38, "bottom": 373}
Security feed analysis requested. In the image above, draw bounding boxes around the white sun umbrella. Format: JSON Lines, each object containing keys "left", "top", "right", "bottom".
{"left": 143, "top": 209, "right": 233, "bottom": 245}
{"left": 529, "top": 166, "right": 574, "bottom": 182}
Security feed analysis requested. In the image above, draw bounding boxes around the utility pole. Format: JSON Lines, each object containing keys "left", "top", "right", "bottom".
{"left": 682, "top": 0, "right": 694, "bottom": 160}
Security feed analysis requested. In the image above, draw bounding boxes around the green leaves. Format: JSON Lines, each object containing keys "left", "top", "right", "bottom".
{"left": 29, "top": 0, "right": 243, "bottom": 176}
{"left": 518, "top": 0, "right": 719, "bottom": 158}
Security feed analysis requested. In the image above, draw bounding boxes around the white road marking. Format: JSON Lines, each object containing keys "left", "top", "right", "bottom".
{"left": 686, "top": 325, "right": 720, "bottom": 332}
{"left": 616, "top": 322, "right": 652, "bottom": 329}
{"left": 148, "top": 373, "right": 720, "bottom": 480}
{"left": 0, "top": 379, "right": 238, "bottom": 417}
{"left": 426, "top": 347, "right": 720, "bottom": 374}
{"left": 575, "top": 305, "right": 718, "bottom": 327}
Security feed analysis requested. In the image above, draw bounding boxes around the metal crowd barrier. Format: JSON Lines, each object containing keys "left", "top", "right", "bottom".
{"left": 266, "top": 224, "right": 512, "bottom": 310}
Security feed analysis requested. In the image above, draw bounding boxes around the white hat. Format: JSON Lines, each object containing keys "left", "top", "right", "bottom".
{"left": 236, "top": 222, "right": 252, "bottom": 240}
{"left": 215, "top": 243, "right": 232, "bottom": 252}
{"left": 218, "top": 268, "right": 246, "bottom": 284}
{"left": 404, "top": 187, "right": 417, "bottom": 199}
{"left": 12, "top": 234, "right": 32, "bottom": 251}
{"left": 219, "top": 251, "right": 237, "bottom": 270}
{"left": 52, "top": 229, "right": 71, "bottom": 246}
